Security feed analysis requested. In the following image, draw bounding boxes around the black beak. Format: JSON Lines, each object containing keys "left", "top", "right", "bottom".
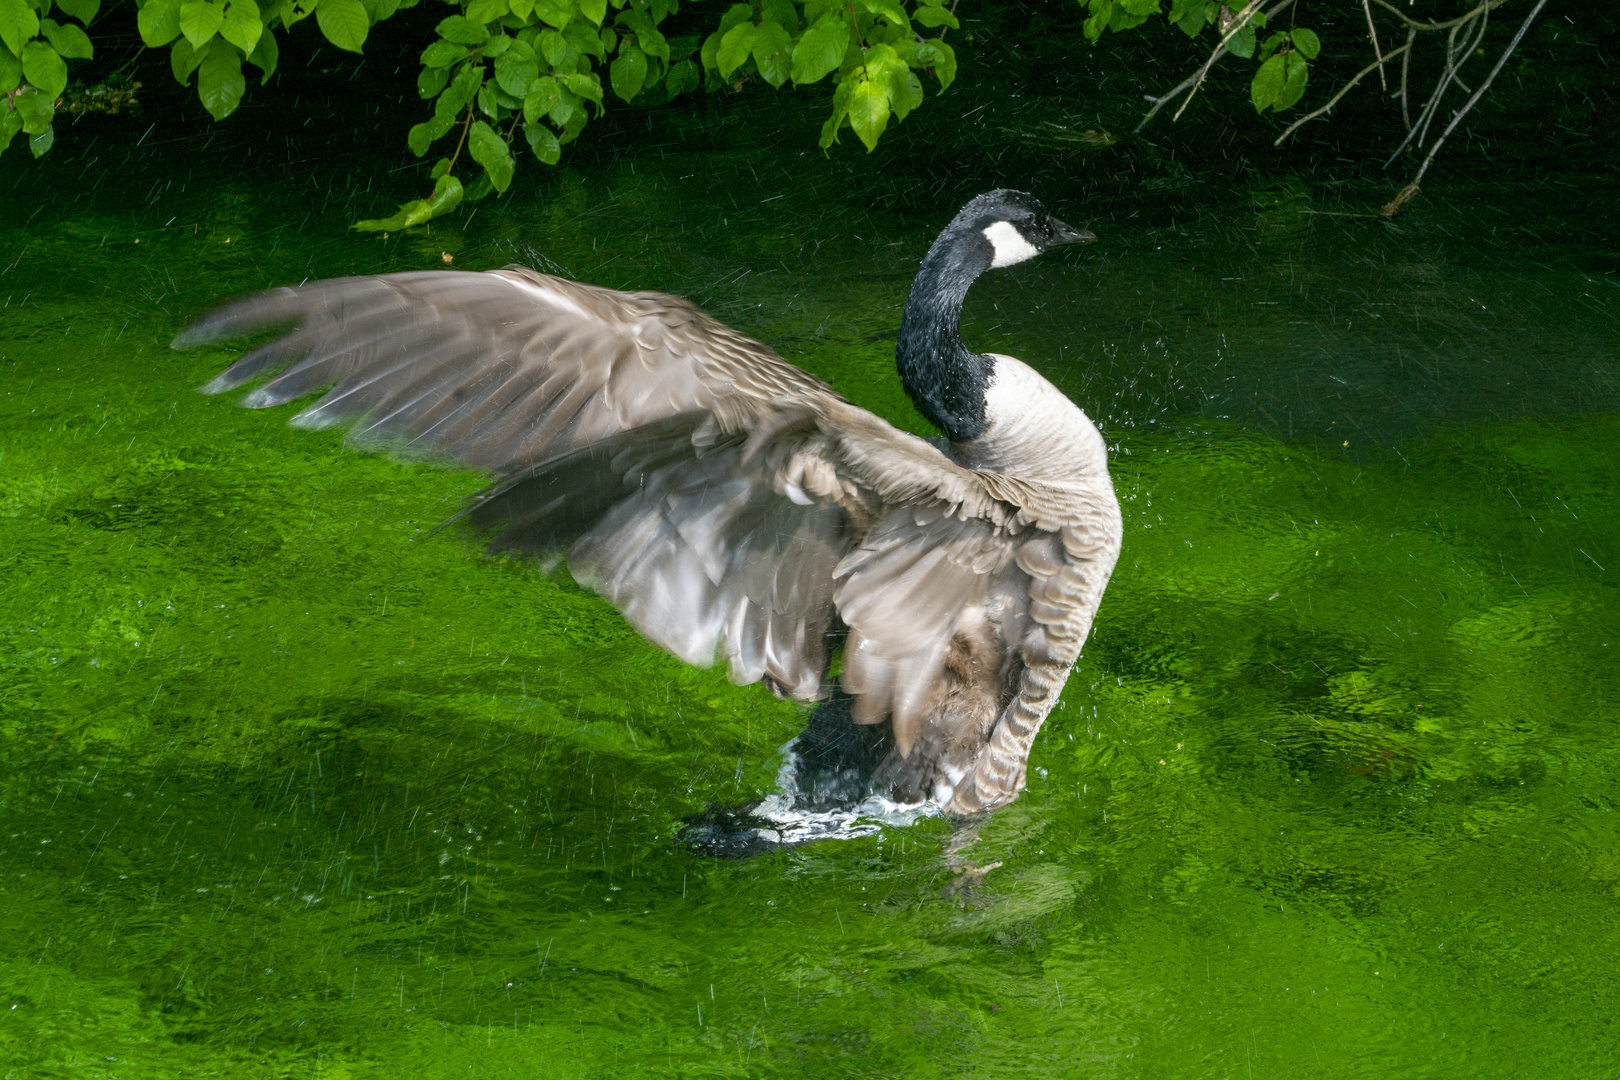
{"left": 1047, "top": 218, "right": 1096, "bottom": 248}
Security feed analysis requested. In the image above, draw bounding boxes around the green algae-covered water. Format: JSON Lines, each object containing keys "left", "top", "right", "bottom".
{"left": 3, "top": 16, "right": 1618, "bottom": 1077}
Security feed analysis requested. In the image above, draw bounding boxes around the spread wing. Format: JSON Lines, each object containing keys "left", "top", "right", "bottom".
{"left": 178, "top": 267, "right": 1077, "bottom": 757}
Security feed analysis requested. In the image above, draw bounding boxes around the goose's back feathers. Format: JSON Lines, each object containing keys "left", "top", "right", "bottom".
{"left": 182, "top": 263, "right": 1121, "bottom": 813}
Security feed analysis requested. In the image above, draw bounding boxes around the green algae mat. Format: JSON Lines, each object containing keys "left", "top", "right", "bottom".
{"left": 2, "top": 52, "right": 1618, "bottom": 1080}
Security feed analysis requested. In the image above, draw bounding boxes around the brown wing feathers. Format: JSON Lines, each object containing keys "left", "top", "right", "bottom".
{"left": 181, "top": 266, "right": 1069, "bottom": 797}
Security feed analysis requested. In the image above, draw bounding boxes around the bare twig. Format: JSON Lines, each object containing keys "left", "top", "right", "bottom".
{"left": 1385, "top": 5, "right": 1488, "bottom": 166}
{"left": 1274, "top": 41, "right": 1413, "bottom": 145}
{"left": 1172, "top": 0, "right": 1267, "bottom": 122}
{"left": 1412, "top": 9, "right": 1488, "bottom": 151}
{"left": 445, "top": 101, "right": 475, "bottom": 177}
{"left": 1379, "top": 182, "right": 1422, "bottom": 217}
{"left": 1397, "top": 25, "right": 1416, "bottom": 128}
{"left": 1135, "top": 0, "right": 1297, "bottom": 132}
{"left": 1370, "top": 0, "right": 1510, "bottom": 32}
{"left": 1392, "top": 0, "right": 1550, "bottom": 203}
{"left": 1362, "top": 0, "right": 1387, "bottom": 90}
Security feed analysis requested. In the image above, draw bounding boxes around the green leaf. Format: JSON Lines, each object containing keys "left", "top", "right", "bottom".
{"left": 407, "top": 112, "right": 451, "bottom": 154}
{"left": 577, "top": 0, "right": 604, "bottom": 25}
{"left": 0, "top": 0, "right": 40, "bottom": 57}
{"left": 913, "top": 3, "right": 956, "bottom": 29}
{"left": 559, "top": 70, "right": 600, "bottom": 106}
{"left": 847, "top": 75, "right": 887, "bottom": 151}
{"left": 791, "top": 15, "right": 846, "bottom": 84}
{"left": 28, "top": 122, "right": 52, "bottom": 156}
{"left": 921, "top": 37, "right": 953, "bottom": 88}
{"left": 522, "top": 72, "right": 558, "bottom": 123}
{"left": 631, "top": 23, "right": 667, "bottom": 62}
{"left": 609, "top": 42, "right": 645, "bottom": 99}
{"left": 613, "top": 12, "right": 658, "bottom": 48}
{"left": 179, "top": 0, "right": 223, "bottom": 48}
{"left": 352, "top": 172, "right": 463, "bottom": 231}
{"left": 716, "top": 2, "right": 752, "bottom": 35}
{"left": 197, "top": 35, "right": 244, "bottom": 117}
{"left": 863, "top": 42, "right": 917, "bottom": 118}
{"left": 563, "top": 21, "right": 603, "bottom": 59}
{"left": 699, "top": 29, "right": 719, "bottom": 73}
{"left": 1250, "top": 51, "right": 1282, "bottom": 112}
{"left": 530, "top": 0, "right": 569, "bottom": 29}
{"left": 462, "top": 171, "right": 496, "bottom": 202}
{"left": 437, "top": 60, "right": 481, "bottom": 116}
{"left": 715, "top": 20, "right": 753, "bottom": 79}
{"left": 538, "top": 28, "right": 574, "bottom": 67}
{"left": 218, "top": 0, "right": 261, "bottom": 52}
{"left": 21, "top": 39, "right": 66, "bottom": 98}
{"left": 749, "top": 18, "right": 789, "bottom": 87}
{"left": 1275, "top": 49, "right": 1307, "bottom": 109}
{"left": 817, "top": 73, "right": 851, "bottom": 148}
{"left": 417, "top": 62, "right": 449, "bottom": 96}
{"left": 53, "top": 0, "right": 98, "bottom": 25}
{"left": 246, "top": 25, "right": 275, "bottom": 76}
{"left": 12, "top": 84, "right": 52, "bottom": 131}
{"left": 0, "top": 106, "right": 20, "bottom": 154}
{"left": 1168, "top": 0, "right": 1206, "bottom": 36}
{"left": 170, "top": 37, "right": 201, "bottom": 82}
{"left": 1257, "top": 31, "right": 1283, "bottom": 61}
{"left": 0, "top": 42, "right": 21, "bottom": 91}
{"left": 760, "top": 0, "right": 794, "bottom": 30}
{"left": 467, "top": 118, "right": 514, "bottom": 191}
{"left": 136, "top": 0, "right": 179, "bottom": 45}
{"left": 421, "top": 39, "right": 467, "bottom": 67}
{"left": 548, "top": 86, "right": 577, "bottom": 127}
{"left": 40, "top": 17, "right": 90, "bottom": 56}
{"left": 316, "top": 0, "right": 366, "bottom": 51}
{"left": 463, "top": 0, "right": 505, "bottom": 23}
{"left": 361, "top": 0, "right": 399, "bottom": 21}
{"left": 663, "top": 55, "right": 696, "bottom": 98}
{"left": 1118, "top": 0, "right": 1157, "bottom": 16}
{"left": 1227, "top": 21, "right": 1256, "bottom": 58}
{"left": 435, "top": 15, "right": 486, "bottom": 44}
{"left": 494, "top": 45, "right": 536, "bottom": 95}
{"left": 524, "top": 120, "right": 559, "bottom": 163}
{"left": 1291, "top": 26, "right": 1320, "bottom": 60}
{"left": 1083, "top": 0, "right": 1111, "bottom": 41}
{"left": 858, "top": 0, "right": 906, "bottom": 29}
{"left": 283, "top": 0, "right": 319, "bottom": 27}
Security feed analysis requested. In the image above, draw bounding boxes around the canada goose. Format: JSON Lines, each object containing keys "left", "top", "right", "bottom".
{"left": 176, "top": 189, "right": 1122, "bottom": 818}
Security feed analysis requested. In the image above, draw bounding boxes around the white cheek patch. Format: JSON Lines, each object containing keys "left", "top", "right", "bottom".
{"left": 982, "top": 220, "right": 1040, "bottom": 268}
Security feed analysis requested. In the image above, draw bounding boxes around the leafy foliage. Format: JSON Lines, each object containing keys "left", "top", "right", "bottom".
{"left": 0, "top": 0, "right": 1335, "bottom": 219}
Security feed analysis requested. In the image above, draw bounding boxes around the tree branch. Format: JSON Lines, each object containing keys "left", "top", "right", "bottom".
{"left": 1274, "top": 40, "right": 1413, "bottom": 145}
{"left": 1171, "top": 0, "right": 1267, "bottom": 122}
{"left": 1390, "top": 0, "right": 1550, "bottom": 205}
{"left": 1397, "top": 24, "right": 1416, "bottom": 129}
{"left": 1387, "top": 4, "right": 1490, "bottom": 166}
{"left": 1135, "top": 0, "right": 1298, "bottom": 133}
{"left": 1362, "top": 0, "right": 1387, "bottom": 90}
{"left": 1369, "top": 0, "right": 1511, "bottom": 32}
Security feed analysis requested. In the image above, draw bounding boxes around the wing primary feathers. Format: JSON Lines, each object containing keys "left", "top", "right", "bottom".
{"left": 177, "top": 258, "right": 1123, "bottom": 817}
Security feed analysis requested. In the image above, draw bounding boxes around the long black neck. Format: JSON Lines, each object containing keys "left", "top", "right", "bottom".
{"left": 896, "top": 227, "right": 994, "bottom": 444}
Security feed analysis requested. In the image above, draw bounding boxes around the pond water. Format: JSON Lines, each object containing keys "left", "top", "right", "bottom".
{"left": 2, "top": 13, "right": 1617, "bottom": 1077}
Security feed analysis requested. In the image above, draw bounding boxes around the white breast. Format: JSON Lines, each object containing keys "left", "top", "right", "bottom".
{"left": 957, "top": 355, "right": 1110, "bottom": 484}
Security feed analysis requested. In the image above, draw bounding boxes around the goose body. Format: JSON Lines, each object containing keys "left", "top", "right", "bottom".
{"left": 178, "top": 190, "right": 1122, "bottom": 816}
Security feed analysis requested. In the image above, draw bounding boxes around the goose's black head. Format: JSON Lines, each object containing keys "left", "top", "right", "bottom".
{"left": 897, "top": 190, "right": 1094, "bottom": 443}
{"left": 950, "top": 189, "right": 1096, "bottom": 271}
